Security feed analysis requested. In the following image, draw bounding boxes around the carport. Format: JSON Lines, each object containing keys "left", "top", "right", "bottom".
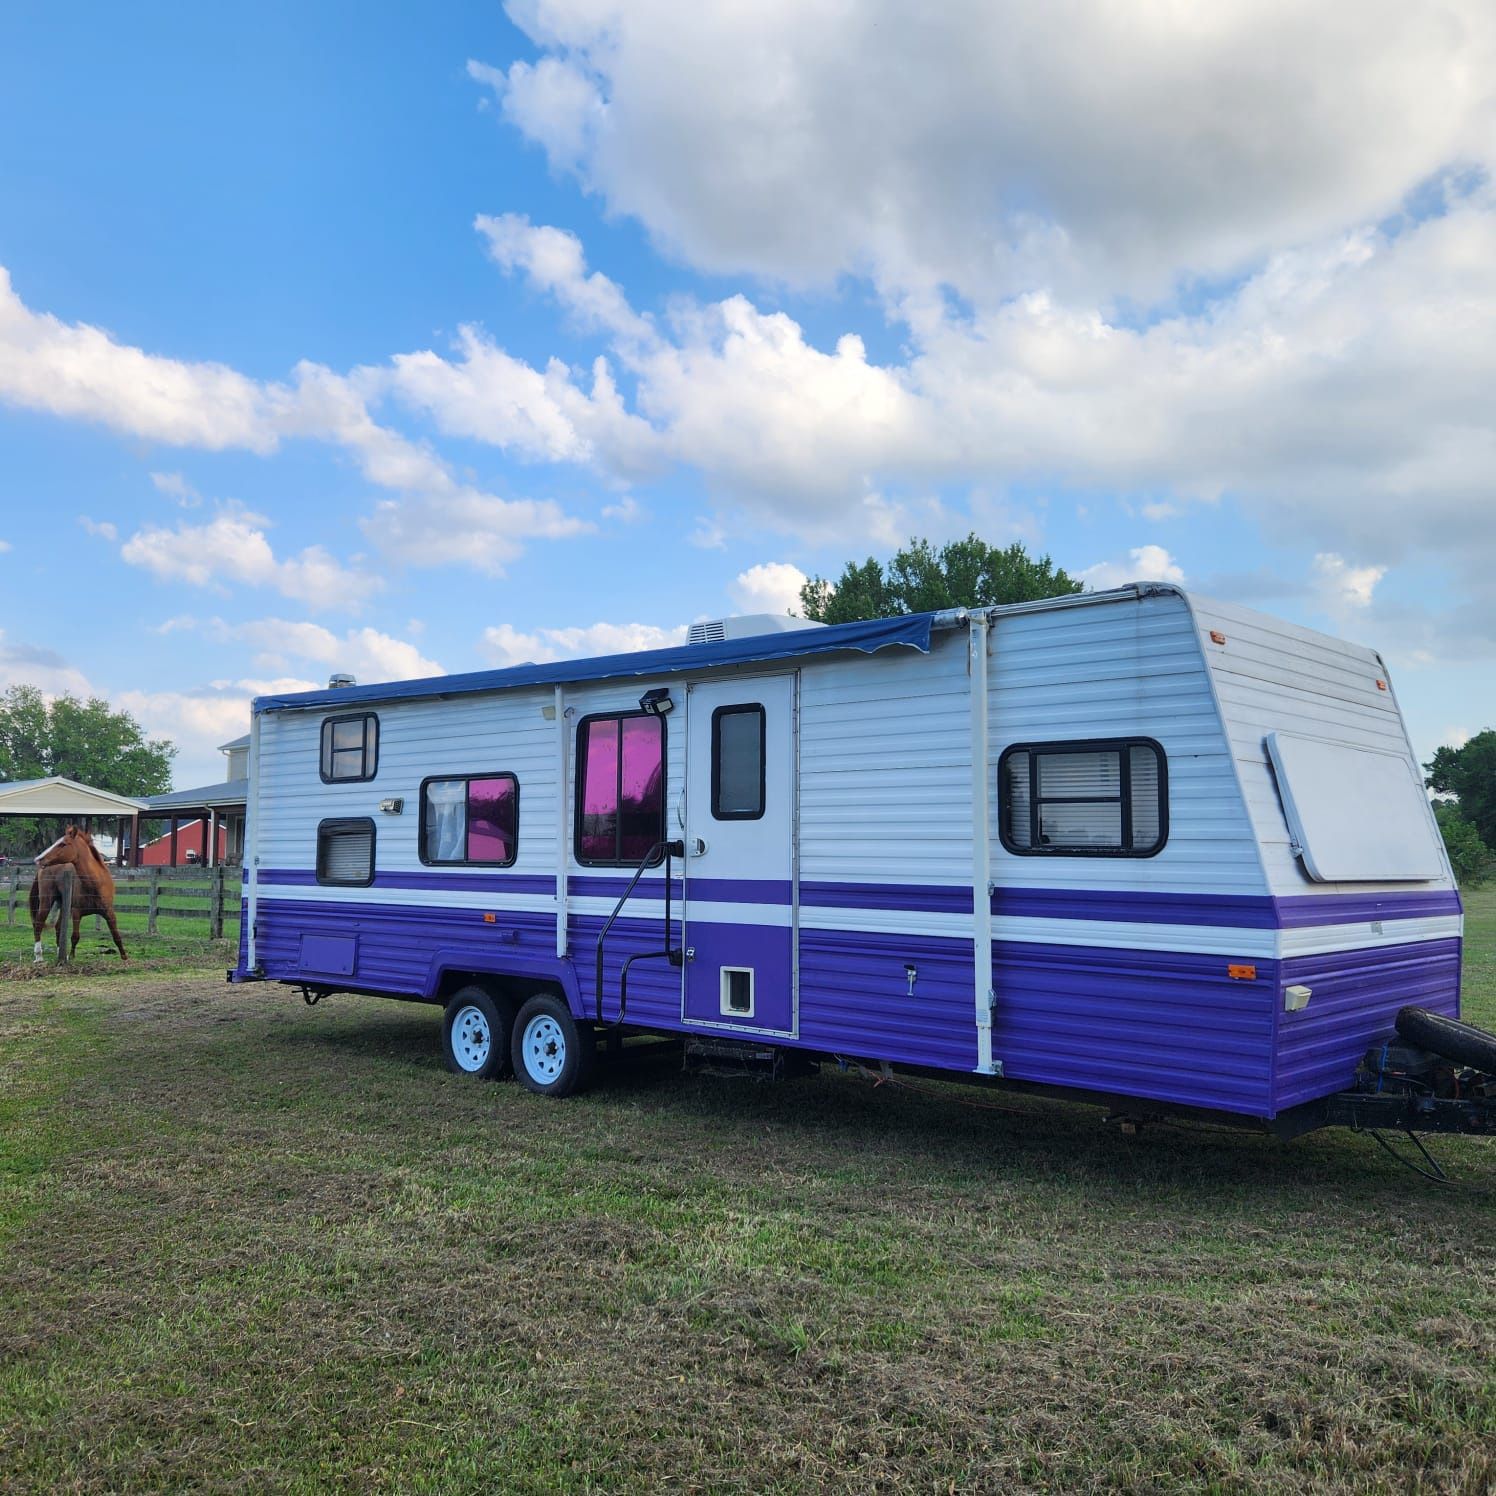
{"left": 0, "top": 777, "right": 150, "bottom": 865}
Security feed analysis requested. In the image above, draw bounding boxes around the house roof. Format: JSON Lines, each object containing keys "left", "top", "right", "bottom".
{"left": 145, "top": 779, "right": 249, "bottom": 813}
{"left": 0, "top": 777, "right": 150, "bottom": 816}
{"left": 253, "top": 611, "right": 939, "bottom": 714}
{"left": 218, "top": 734, "right": 251, "bottom": 752}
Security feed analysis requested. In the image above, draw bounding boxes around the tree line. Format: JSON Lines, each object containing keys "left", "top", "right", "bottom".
{"left": 0, "top": 685, "right": 175, "bottom": 858}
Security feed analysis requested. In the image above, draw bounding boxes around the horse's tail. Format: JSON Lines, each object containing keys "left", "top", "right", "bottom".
{"left": 28, "top": 876, "right": 39, "bottom": 919}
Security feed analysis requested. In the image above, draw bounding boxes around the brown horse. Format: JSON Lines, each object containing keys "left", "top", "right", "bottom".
{"left": 30, "top": 826, "right": 129, "bottom": 963}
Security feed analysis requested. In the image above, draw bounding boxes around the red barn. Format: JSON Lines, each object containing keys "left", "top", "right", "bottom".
{"left": 139, "top": 818, "right": 228, "bottom": 866}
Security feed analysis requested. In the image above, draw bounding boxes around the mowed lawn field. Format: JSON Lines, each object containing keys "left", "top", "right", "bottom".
{"left": 2, "top": 898, "right": 1495, "bottom": 1492}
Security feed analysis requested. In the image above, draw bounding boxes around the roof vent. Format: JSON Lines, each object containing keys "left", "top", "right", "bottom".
{"left": 688, "top": 614, "right": 825, "bottom": 645}
{"left": 328, "top": 672, "right": 357, "bottom": 689}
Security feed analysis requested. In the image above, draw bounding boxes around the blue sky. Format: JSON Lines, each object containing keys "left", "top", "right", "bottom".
{"left": 1, "top": 1, "right": 1494, "bottom": 785}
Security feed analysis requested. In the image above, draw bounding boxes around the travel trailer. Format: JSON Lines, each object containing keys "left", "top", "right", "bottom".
{"left": 232, "top": 584, "right": 1490, "bottom": 1140}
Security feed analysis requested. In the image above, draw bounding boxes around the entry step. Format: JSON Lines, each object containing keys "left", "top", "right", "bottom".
{"left": 684, "top": 1037, "right": 819, "bottom": 1081}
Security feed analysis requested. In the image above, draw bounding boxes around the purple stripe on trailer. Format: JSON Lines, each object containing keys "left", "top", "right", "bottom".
{"left": 991, "top": 940, "right": 1279, "bottom": 1116}
{"left": 1273, "top": 937, "right": 1462, "bottom": 1111}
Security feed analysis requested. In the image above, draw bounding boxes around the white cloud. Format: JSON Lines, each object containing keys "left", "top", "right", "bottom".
{"left": 479, "top": 620, "right": 687, "bottom": 667}
{"left": 116, "top": 688, "right": 253, "bottom": 765}
{"left": 150, "top": 470, "right": 201, "bottom": 507}
{"left": 477, "top": 213, "right": 654, "bottom": 344}
{"left": 119, "top": 506, "right": 378, "bottom": 611}
{"left": 601, "top": 495, "right": 643, "bottom": 523}
{"left": 78, "top": 516, "right": 118, "bottom": 541}
{"left": 1079, "top": 545, "right": 1186, "bottom": 591}
{"left": 0, "top": 539, "right": 12, "bottom": 553}
{"left": 1313, "top": 552, "right": 1386, "bottom": 610}
{"left": 0, "top": 629, "right": 94, "bottom": 697}
{"left": 478, "top": 1, "right": 1496, "bottom": 302}
{"left": 359, "top": 490, "right": 588, "bottom": 576}
{"left": 730, "top": 562, "right": 808, "bottom": 617}
{"left": 0, "top": 267, "right": 278, "bottom": 450}
{"left": 219, "top": 618, "right": 443, "bottom": 683}
{"left": 386, "top": 328, "right": 591, "bottom": 463}
{"left": 0, "top": 274, "right": 593, "bottom": 581}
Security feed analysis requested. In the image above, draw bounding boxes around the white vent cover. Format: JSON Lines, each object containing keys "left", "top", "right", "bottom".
{"left": 687, "top": 614, "right": 824, "bottom": 645}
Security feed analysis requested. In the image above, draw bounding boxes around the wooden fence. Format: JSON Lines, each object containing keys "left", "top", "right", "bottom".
{"left": 3, "top": 864, "right": 239, "bottom": 940}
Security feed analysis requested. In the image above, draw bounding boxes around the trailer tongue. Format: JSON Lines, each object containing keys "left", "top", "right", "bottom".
{"left": 1272, "top": 1006, "right": 1496, "bottom": 1178}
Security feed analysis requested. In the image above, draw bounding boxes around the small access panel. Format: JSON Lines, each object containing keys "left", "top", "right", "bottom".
{"left": 682, "top": 675, "right": 796, "bottom": 1035}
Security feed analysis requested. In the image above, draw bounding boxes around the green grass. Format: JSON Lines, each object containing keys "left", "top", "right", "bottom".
{"left": 0, "top": 900, "right": 238, "bottom": 976}
{"left": 2, "top": 895, "right": 1495, "bottom": 1491}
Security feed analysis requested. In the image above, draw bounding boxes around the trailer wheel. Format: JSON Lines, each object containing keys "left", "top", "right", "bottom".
{"left": 513, "top": 994, "right": 595, "bottom": 1098}
{"left": 1396, "top": 1006, "right": 1496, "bottom": 1074}
{"left": 442, "top": 987, "right": 512, "bottom": 1079}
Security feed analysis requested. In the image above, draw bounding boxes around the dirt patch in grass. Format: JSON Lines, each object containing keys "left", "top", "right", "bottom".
{"left": 3, "top": 916, "right": 1496, "bottom": 1491}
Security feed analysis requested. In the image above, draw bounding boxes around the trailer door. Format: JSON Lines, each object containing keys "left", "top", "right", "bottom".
{"left": 682, "top": 674, "right": 796, "bottom": 1035}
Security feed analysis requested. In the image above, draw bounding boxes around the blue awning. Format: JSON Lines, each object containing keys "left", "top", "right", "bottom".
{"left": 253, "top": 612, "right": 938, "bottom": 714}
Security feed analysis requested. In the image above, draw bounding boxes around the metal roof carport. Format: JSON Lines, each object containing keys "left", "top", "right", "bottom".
{"left": 0, "top": 778, "right": 149, "bottom": 864}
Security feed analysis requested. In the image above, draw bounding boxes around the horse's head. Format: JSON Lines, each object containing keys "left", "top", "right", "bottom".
{"left": 35, "top": 825, "right": 91, "bottom": 868}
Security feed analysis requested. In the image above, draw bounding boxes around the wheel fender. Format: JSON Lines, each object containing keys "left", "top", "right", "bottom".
{"left": 423, "top": 946, "right": 583, "bottom": 1013}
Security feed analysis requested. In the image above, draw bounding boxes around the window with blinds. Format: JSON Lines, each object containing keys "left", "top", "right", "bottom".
{"left": 316, "top": 818, "right": 376, "bottom": 885}
{"left": 999, "top": 739, "right": 1167, "bottom": 857}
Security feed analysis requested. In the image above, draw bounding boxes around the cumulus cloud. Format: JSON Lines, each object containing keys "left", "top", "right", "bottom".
{"left": 0, "top": 267, "right": 278, "bottom": 450}
{"left": 0, "top": 273, "right": 593, "bottom": 581}
{"left": 360, "top": 490, "right": 589, "bottom": 576}
{"left": 150, "top": 470, "right": 201, "bottom": 507}
{"left": 78, "top": 516, "right": 118, "bottom": 541}
{"left": 1313, "top": 552, "right": 1386, "bottom": 610}
{"left": 0, "top": 629, "right": 94, "bottom": 697}
{"left": 1079, "top": 545, "right": 1186, "bottom": 592}
{"left": 476, "top": 1, "right": 1496, "bottom": 301}
{"left": 218, "top": 618, "right": 443, "bottom": 683}
{"left": 730, "top": 562, "right": 808, "bottom": 617}
{"left": 480, "top": 620, "right": 687, "bottom": 667}
{"left": 119, "top": 506, "right": 379, "bottom": 612}
{"left": 477, "top": 212, "right": 654, "bottom": 344}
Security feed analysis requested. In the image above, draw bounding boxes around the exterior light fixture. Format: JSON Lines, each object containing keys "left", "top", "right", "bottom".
{"left": 639, "top": 687, "right": 674, "bottom": 716}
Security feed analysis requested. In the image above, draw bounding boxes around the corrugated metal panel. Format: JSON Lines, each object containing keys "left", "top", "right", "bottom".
{"left": 988, "top": 591, "right": 1265, "bottom": 896}
{"left": 1189, "top": 594, "right": 1453, "bottom": 900}
{"left": 799, "top": 631, "right": 975, "bottom": 886}
{"left": 797, "top": 929, "right": 978, "bottom": 1071}
{"left": 1274, "top": 939, "right": 1461, "bottom": 1110}
{"left": 992, "top": 943, "right": 1277, "bottom": 1114}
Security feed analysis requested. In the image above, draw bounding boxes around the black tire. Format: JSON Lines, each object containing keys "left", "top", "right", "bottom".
{"left": 1395, "top": 1006, "right": 1496, "bottom": 1073}
{"left": 441, "top": 986, "right": 513, "bottom": 1079}
{"left": 512, "top": 993, "right": 595, "bottom": 1098}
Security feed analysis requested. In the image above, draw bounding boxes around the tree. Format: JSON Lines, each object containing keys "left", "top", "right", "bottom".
{"left": 1433, "top": 802, "right": 1490, "bottom": 888}
{"left": 799, "top": 534, "right": 1084, "bottom": 624}
{"left": 0, "top": 686, "right": 176, "bottom": 856}
{"left": 1424, "top": 731, "right": 1496, "bottom": 850}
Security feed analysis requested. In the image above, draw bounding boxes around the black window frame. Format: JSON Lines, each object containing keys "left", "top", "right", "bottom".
{"left": 998, "top": 737, "right": 1168, "bottom": 858}
{"left": 710, "top": 703, "right": 767, "bottom": 822}
{"left": 319, "top": 712, "right": 379, "bottom": 784}
{"left": 573, "top": 709, "right": 668, "bottom": 868}
{"left": 315, "top": 816, "right": 377, "bottom": 887}
{"left": 417, "top": 772, "right": 520, "bottom": 868}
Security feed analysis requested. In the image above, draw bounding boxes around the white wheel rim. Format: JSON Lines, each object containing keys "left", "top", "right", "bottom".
{"left": 451, "top": 1004, "right": 492, "bottom": 1072}
{"left": 522, "top": 1014, "right": 567, "bottom": 1083}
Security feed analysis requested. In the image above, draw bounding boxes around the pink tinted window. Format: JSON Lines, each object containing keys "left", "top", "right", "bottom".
{"left": 577, "top": 713, "right": 664, "bottom": 864}
{"left": 619, "top": 715, "right": 665, "bottom": 861}
{"left": 579, "top": 717, "right": 621, "bottom": 862}
{"left": 466, "top": 777, "right": 517, "bottom": 863}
